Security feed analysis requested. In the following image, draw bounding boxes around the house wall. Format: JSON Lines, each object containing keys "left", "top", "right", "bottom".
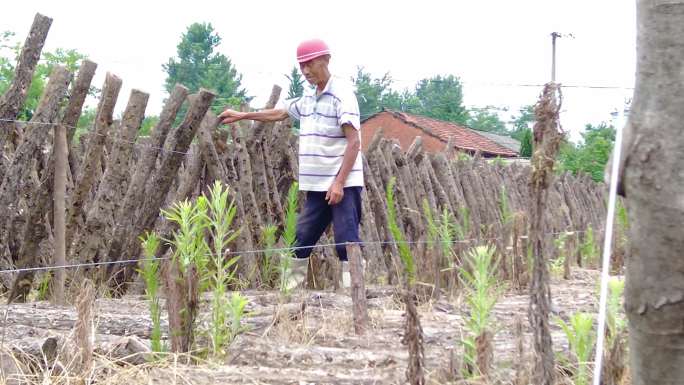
{"left": 360, "top": 113, "right": 447, "bottom": 153}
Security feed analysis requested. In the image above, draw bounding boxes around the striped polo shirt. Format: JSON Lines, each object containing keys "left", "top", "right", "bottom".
{"left": 283, "top": 76, "right": 363, "bottom": 191}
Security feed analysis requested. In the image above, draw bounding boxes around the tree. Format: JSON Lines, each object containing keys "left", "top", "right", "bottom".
{"left": 0, "top": 31, "right": 92, "bottom": 120}
{"left": 352, "top": 67, "right": 402, "bottom": 118}
{"left": 285, "top": 66, "right": 305, "bottom": 99}
{"left": 519, "top": 128, "right": 533, "bottom": 157}
{"left": 412, "top": 75, "right": 469, "bottom": 125}
{"left": 163, "top": 23, "right": 249, "bottom": 112}
{"left": 510, "top": 105, "right": 535, "bottom": 141}
{"left": 557, "top": 123, "right": 614, "bottom": 182}
{"left": 467, "top": 107, "right": 508, "bottom": 134}
{"left": 622, "top": 2, "right": 684, "bottom": 383}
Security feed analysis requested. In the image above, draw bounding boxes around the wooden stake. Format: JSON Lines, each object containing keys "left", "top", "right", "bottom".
{"left": 346, "top": 244, "right": 368, "bottom": 335}
{"left": 53, "top": 122, "right": 67, "bottom": 304}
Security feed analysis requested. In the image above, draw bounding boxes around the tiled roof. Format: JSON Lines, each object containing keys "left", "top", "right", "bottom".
{"left": 475, "top": 131, "right": 521, "bottom": 153}
{"left": 387, "top": 111, "right": 518, "bottom": 157}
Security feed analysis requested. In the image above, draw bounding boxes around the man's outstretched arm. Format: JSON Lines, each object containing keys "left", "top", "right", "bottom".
{"left": 219, "top": 108, "right": 289, "bottom": 124}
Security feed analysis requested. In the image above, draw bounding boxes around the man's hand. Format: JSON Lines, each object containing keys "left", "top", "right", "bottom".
{"left": 326, "top": 180, "right": 344, "bottom": 205}
{"left": 218, "top": 109, "right": 246, "bottom": 124}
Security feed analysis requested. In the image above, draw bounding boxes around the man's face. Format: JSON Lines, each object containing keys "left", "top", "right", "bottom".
{"left": 299, "top": 55, "right": 329, "bottom": 86}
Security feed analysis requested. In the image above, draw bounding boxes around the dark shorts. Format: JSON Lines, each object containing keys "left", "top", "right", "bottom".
{"left": 294, "top": 186, "right": 363, "bottom": 261}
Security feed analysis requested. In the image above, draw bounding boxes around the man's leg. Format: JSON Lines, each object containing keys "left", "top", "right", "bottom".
{"left": 331, "top": 187, "right": 363, "bottom": 261}
{"left": 294, "top": 191, "right": 332, "bottom": 259}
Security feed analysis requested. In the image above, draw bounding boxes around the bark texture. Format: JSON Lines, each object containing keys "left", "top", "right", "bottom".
{"left": 624, "top": 1, "right": 684, "bottom": 384}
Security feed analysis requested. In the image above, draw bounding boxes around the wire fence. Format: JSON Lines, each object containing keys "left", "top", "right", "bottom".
{"left": 0, "top": 229, "right": 587, "bottom": 275}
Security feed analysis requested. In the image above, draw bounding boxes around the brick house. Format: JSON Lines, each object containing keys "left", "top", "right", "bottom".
{"left": 360, "top": 110, "right": 518, "bottom": 158}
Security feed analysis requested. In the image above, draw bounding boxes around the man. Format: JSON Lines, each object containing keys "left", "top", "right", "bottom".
{"left": 219, "top": 39, "right": 363, "bottom": 289}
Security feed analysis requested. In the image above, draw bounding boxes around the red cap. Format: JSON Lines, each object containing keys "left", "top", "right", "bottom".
{"left": 296, "top": 39, "right": 331, "bottom": 63}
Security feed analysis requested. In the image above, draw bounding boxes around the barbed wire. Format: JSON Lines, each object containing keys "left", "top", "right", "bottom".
{"left": 0, "top": 229, "right": 588, "bottom": 275}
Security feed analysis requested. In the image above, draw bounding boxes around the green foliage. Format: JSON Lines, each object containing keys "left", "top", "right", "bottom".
{"left": 205, "top": 181, "right": 241, "bottom": 354}
{"left": 285, "top": 66, "right": 305, "bottom": 99}
{"left": 455, "top": 206, "right": 471, "bottom": 239}
{"left": 0, "top": 33, "right": 93, "bottom": 120}
{"left": 459, "top": 245, "right": 501, "bottom": 377}
{"left": 606, "top": 277, "right": 626, "bottom": 345}
{"left": 413, "top": 75, "right": 469, "bottom": 125}
{"left": 510, "top": 105, "right": 535, "bottom": 141}
{"left": 73, "top": 107, "right": 96, "bottom": 144}
{"left": 550, "top": 232, "right": 570, "bottom": 277}
{"left": 162, "top": 197, "right": 210, "bottom": 277}
{"left": 352, "top": 67, "right": 403, "bottom": 117}
{"left": 352, "top": 70, "right": 469, "bottom": 125}
{"left": 580, "top": 226, "right": 598, "bottom": 267}
{"left": 558, "top": 313, "right": 596, "bottom": 385}
{"left": 160, "top": 181, "right": 246, "bottom": 356}
{"left": 467, "top": 107, "right": 508, "bottom": 134}
{"left": 259, "top": 224, "right": 279, "bottom": 288}
{"left": 558, "top": 123, "right": 616, "bottom": 182}
{"left": 279, "top": 182, "right": 299, "bottom": 294}
{"left": 226, "top": 292, "right": 249, "bottom": 342}
{"left": 498, "top": 187, "right": 512, "bottom": 226}
{"left": 386, "top": 177, "right": 416, "bottom": 285}
{"left": 139, "top": 115, "right": 160, "bottom": 138}
{"left": 616, "top": 199, "right": 628, "bottom": 232}
{"left": 422, "top": 199, "right": 456, "bottom": 270}
{"left": 163, "top": 22, "right": 249, "bottom": 114}
{"left": 139, "top": 232, "right": 165, "bottom": 354}
{"left": 36, "top": 273, "right": 51, "bottom": 301}
{"left": 519, "top": 128, "right": 533, "bottom": 158}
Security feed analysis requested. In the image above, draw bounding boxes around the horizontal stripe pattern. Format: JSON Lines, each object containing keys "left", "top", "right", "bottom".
{"left": 282, "top": 77, "right": 363, "bottom": 191}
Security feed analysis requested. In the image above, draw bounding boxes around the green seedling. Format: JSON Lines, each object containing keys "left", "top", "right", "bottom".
{"left": 279, "top": 181, "right": 299, "bottom": 294}
{"left": 386, "top": 177, "right": 415, "bottom": 285}
{"left": 558, "top": 312, "right": 595, "bottom": 385}
{"left": 138, "top": 232, "right": 165, "bottom": 354}
{"left": 459, "top": 245, "right": 501, "bottom": 377}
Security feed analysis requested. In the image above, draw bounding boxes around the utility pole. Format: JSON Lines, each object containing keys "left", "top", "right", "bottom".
{"left": 551, "top": 32, "right": 561, "bottom": 82}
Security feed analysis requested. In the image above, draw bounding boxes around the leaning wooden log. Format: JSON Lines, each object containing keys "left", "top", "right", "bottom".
{"left": 8, "top": 61, "right": 92, "bottom": 301}
{"left": 0, "top": 66, "right": 72, "bottom": 279}
{"left": 65, "top": 60, "right": 98, "bottom": 177}
{"left": 251, "top": 85, "right": 281, "bottom": 141}
{"left": 117, "top": 90, "right": 215, "bottom": 262}
{"left": 246, "top": 90, "right": 285, "bottom": 230}
{"left": 103, "top": 85, "right": 188, "bottom": 270}
{"left": 65, "top": 73, "right": 122, "bottom": 253}
{"left": 109, "top": 91, "right": 214, "bottom": 292}
{"left": 262, "top": 136, "right": 286, "bottom": 224}
{"left": 0, "top": 13, "right": 52, "bottom": 163}
{"left": 196, "top": 112, "right": 257, "bottom": 262}
{"left": 70, "top": 89, "right": 149, "bottom": 266}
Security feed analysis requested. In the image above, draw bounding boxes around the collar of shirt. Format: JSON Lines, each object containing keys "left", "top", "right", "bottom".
{"left": 305, "top": 76, "right": 334, "bottom": 99}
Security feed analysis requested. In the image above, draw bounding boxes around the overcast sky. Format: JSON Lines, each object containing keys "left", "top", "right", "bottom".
{"left": 2, "top": 0, "right": 636, "bottom": 141}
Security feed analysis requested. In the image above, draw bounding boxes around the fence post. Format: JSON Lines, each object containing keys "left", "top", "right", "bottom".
{"left": 346, "top": 243, "right": 368, "bottom": 335}
{"left": 53, "top": 122, "right": 67, "bottom": 304}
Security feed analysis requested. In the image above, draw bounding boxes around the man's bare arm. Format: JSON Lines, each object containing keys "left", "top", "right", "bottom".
{"left": 326, "top": 124, "right": 360, "bottom": 205}
{"left": 219, "top": 108, "right": 289, "bottom": 124}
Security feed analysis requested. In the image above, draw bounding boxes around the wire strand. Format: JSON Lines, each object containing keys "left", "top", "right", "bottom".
{"left": 0, "top": 229, "right": 586, "bottom": 275}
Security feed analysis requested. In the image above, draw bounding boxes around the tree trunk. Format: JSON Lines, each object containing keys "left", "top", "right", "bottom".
{"left": 624, "top": 1, "right": 684, "bottom": 384}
